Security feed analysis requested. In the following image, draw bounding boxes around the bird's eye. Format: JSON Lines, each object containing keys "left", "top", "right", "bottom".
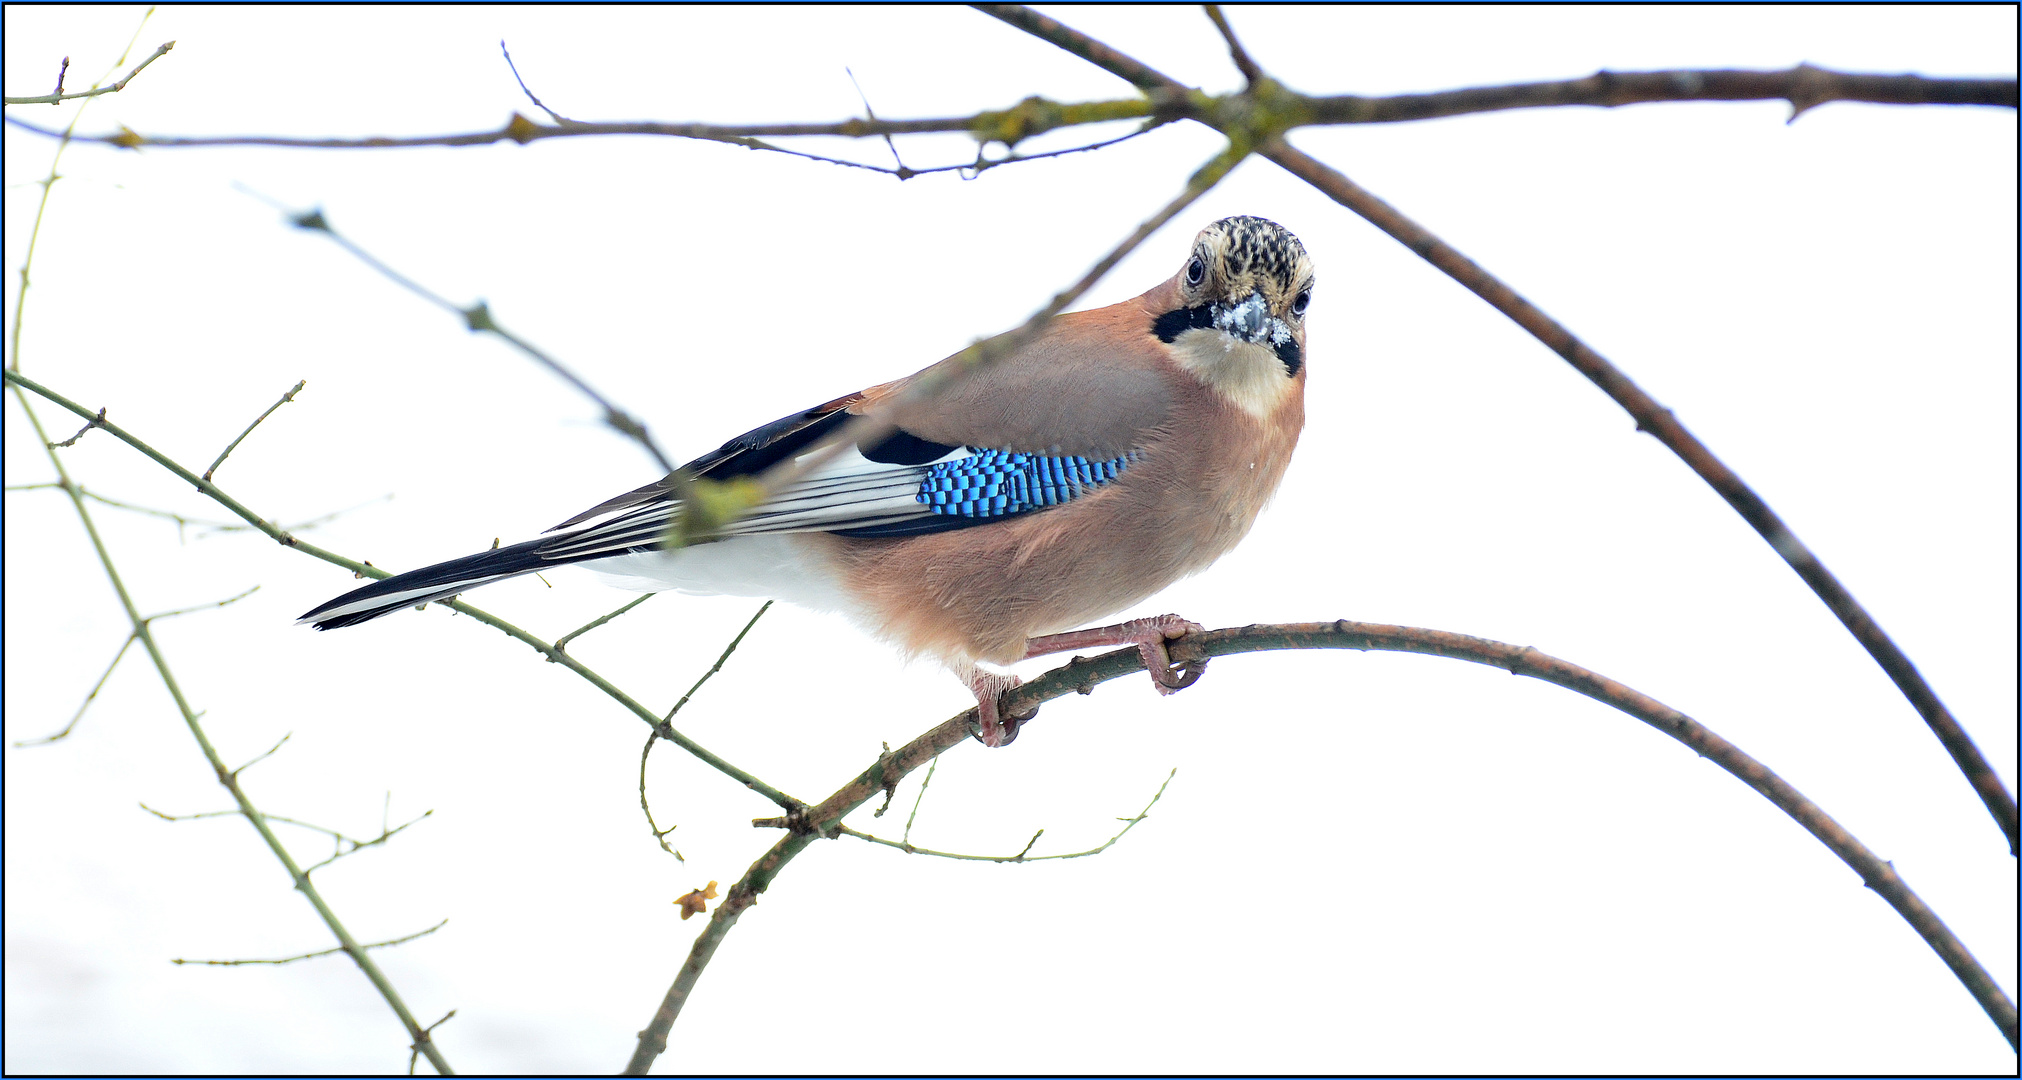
{"left": 1291, "top": 290, "right": 1310, "bottom": 316}
{"left": 1185, "top": 257, "right": 1206, "bottom": 286}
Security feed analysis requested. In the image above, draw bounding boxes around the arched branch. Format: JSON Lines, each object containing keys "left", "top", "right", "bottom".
{"left": 627, "top": 622, "right": 2017, "bottom": 1072}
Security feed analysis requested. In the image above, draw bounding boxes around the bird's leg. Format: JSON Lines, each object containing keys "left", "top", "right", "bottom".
{"left": 1023, "top": 614, "right": 1208, "bottom": 695}
{"left": 966, "top": 668, "right": 1038, "bottom": 748}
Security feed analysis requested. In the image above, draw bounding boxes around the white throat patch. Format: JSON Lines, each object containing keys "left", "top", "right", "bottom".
{"left": 1169, "top": 327, "right": 1297, "bottom": 420}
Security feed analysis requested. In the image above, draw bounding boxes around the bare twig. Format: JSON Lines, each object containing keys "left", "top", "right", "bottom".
{"left": 3, "top": 40, "right": 174, "bottom": 105}
{"left": 230, "top": 732, "right": 292, "bottom": 776}
{"left": 15, "top": 586, "right": 259, "bottom": 746}
{"left": 411, "top": 1011, "right": 457, "bottom": 1076}
{"left": 552, "top": 594, "right": 658, "bottom": 655}
{"left": 1202, "top": 6, "right": 1264, "bottom": 86}
{"left": 638, "top": 600, "right": 775, "bottom": 860}
{"left": 900, "top": 758, "right": 936, "bottom": 840}
{"left": 845, "top": 67, "right": 913, "bottom": 178}
{"left": 49, "top": 406, "right": 105, "bottom": 446}
{"left": 276, "top": 206, "right": 677, "bottom": 475}
{"left": 7, "top": 483, "right": 383, "bottom": 540}
{"left": 977, "top": 0, "right": 2018, "bottom": 857}
{"left": 838, "top": 768, "right": 1177, "bottom": 861}
{"left": 2, "top": 100, "right": 1152, "bottom": 150}
{"left": 205, "top": 380, "right": 305, "bottom": 481}
{"left": 171, "top": 919, "right": 448, "bottom": 966}
{"left": 14, "top": 634, "right": 136, "bottom": 746}
{"left": 300, "top": 804, "right": 434, "bottom": 875}
{"left": 146, "top": 585, "right": 262, "bottom": 623}
{"left": 500, "top": 40, "right": 572, "bottom": 124}
{"left": 662, "top": 601, "right": 772, "bottom": 723}
{"left": 141, "top": 799, "right": 432, "bottom": 875}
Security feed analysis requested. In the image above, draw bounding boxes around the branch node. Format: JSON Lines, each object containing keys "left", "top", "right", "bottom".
{"left": 503, "top": 110, "right": 543, "bottom": 144}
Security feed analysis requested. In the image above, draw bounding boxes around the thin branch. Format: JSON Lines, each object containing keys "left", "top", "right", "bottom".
{"left": 662, "top": 601, "right": 772, "bottom": 722}
{"left": 837, "top": 767, "right": 1176, "bottom": 861}
{"left": 900, "top": 758, "right": 936, "bottom": 843}
{"left": 5, "top": 367, "right": 803, "bottom": 814}
{"left": 204, "top": 379, "right": 305, "bottom": 482}
{"left": 7, "top": 483, "right": 384, "bottom": 540}
{"left": 141, "top": 800, "right": 433, "bottom": 875}
{"left": 145, "top": 585, "right": 261, "bottom": 622}
{"left": 171, "top": 919, "right": 448, "bottom": 966}
{"left": 411, "top": 1012, "right": 457, "bottom": 1077}
{"left": 77, "top": 488, "right": 233, "bottom": 532}
{"left": 300, "top": 805, "right": 434, "bottom": 875}
{"left": 500, "top": 40, "right": 572, "bottom": 124}
{"left": 2, "top": 99, "right": 1156, "bottom": 150}
{"left": 552, "top": 593, "right": 657, "bottom": 655}
{"left": 975, "top": 6, "right": 1176, "bottom": 93}
{"left": 845, "top": 67, "right": 913, "bottom": 178}
{"left": 202, "top": 494, "right": 394, "bottom": 538}
{"left": 230, "top": 732, "right": 292, "bottom": 776}
{"left": 3, "top": 40, "right": 174, "bottom": 105}
{"left": 276, "top": 205, "right": 677, "bottom": 475}
{"left": 3, "top": 29, "right": 455, "bottom": 1069}
{"left": 978, "top": 0, "right": 2018, "bottom": 859}
{"left": 638, "top": 725, "right": 684, "bottom": 862}
{"left": 1202, "top": 6, "right": 1264, "bottom": 86}
{"left": 49, "top": 405, "right": 105, "bottom": 446}
{"left": 14, "top": 633, "right": 136, "bottom": 746}
{"left": 637, "top": 601, "right": 775, "bottom": 860}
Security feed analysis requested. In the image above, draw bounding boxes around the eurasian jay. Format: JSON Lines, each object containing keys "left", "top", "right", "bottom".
{"left": 301, "top": 215, "right": 1314, "bottom": 746}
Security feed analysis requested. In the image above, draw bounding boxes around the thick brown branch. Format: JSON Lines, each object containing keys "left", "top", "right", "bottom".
{"left": 977, "top": 2, "right": 2019, "bottom": 856}
{"left": 627, "top": 622, "right": 2017, "bottom": 1072}
{"left": 1257, "top": 140, "right": 2018, "bottom": 855}
{"left": 1306, "top": 65, "right": 2018, "bottom": 124}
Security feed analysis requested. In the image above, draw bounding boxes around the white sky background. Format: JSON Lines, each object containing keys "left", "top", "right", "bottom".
{"left": 4, "top": 5, "right": 2016, "bottom": 1073}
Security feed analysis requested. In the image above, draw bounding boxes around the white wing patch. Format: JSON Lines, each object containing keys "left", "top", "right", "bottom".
{"left": 534, "top": 443, "right": 962, "bottom": 563}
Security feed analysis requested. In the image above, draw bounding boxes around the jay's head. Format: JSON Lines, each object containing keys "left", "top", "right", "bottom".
{"left": 1154, "top": 216, "right": 1315, "bottom": 415}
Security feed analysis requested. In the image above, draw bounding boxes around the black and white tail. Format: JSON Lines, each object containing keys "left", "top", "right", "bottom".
{"left": 297, "top": 537, "right": 580, "bottom": 629}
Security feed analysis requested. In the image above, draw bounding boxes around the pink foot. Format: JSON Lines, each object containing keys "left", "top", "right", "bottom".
{"left": 1024, "top": 614, "right": 1209, "bottom": 696}
{"left": 967, "top": 668, "right": 1039, "bottom": 748}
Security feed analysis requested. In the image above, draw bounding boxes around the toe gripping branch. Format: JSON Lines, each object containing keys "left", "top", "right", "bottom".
{"left": 971, "top": 615, "right": 1210, "bottom": 747}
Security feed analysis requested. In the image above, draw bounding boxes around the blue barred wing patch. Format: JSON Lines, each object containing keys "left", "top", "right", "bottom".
{"left": 917, "top": 449, "right": 1140, "bottom": 519}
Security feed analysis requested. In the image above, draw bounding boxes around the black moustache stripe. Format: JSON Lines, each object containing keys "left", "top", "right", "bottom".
{"left": 1155, "top": 304, "right": 1302, "bottom": 378}
{"left": 1152, "top": 304, "right": 1216, "bottom": 343}
{"left": 1276, "top": 340, "right": 1302, "bottom": 377}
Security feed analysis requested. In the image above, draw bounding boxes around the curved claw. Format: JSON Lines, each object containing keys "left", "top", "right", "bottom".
{"left": 967, "top": 669, "right": 1038, "bottom": 748}
{"left": 1132, "top": 622, "right": 1205, "bottom": 699}
{"left": 1159, "top": 655, "right": 1209, "bottom": 692}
